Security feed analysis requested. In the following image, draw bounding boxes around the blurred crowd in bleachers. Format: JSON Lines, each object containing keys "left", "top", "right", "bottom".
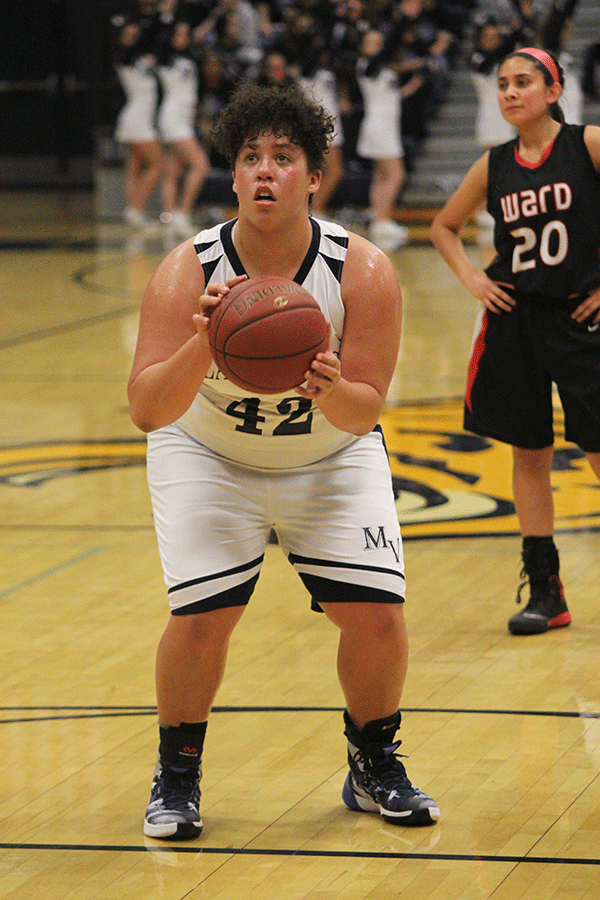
{"left": 468, "top": 0, "right": 588, "bottom": 151}
{"left": 106, "top": 0, "right": 600, "bottom": 232}
{"left": 109, "top": 0, "right": 475, "bottom": 175}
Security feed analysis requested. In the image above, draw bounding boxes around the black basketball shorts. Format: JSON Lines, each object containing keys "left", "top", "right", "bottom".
{"left": 464, "top": 298, "right": 600, "bottom": 452}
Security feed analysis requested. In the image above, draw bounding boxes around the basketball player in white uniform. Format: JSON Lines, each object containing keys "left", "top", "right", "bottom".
{"left": 129, "top": 82, "right": 440, "bottom": 839}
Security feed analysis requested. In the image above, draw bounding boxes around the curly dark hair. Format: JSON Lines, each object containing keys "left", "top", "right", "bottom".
{"left": 210, "top": 82, "right": 335, "bottom": 172}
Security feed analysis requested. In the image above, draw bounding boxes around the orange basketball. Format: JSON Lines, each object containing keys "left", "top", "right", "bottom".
{"left": 208, "top": 276, "right": 329, "bottom": 393}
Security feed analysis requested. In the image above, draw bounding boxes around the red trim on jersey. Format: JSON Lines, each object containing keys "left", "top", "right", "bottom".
{"left": 514, "top": 137, "right": 557, "bottom": 169}
{"left": 465, "top": 311, "right": 488, "bottom": 412}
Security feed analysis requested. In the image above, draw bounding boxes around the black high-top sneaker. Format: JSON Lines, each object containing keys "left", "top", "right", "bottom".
{"left": 144, "top": 723, "right": 205, "bottom": 840}
{"left": 508, "top": 538, "right": 571, "bottom": 635}
{"left": 341, "top": 710, "right": 440, "bottom": 826}
{"left": 144, "top": 757, "right": 202, "bottom": 839}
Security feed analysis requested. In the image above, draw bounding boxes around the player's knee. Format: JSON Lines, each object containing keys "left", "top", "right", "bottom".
{"left": 323, "top": 600, "right": 405, "bottom": 640}
{"left": 359, "top": 603, "right": 406, "bottom": 642}
{"left": 168, "top": 605, "right": 245, "bottom": 645}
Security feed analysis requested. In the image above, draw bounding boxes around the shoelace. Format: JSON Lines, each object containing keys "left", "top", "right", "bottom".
{"left": 515, "top": 566, "right": 528, "bottom": 605}
{"left": 354, "top": 740, "right": 414, "bottom": 790}
{"left": 516, "top": 569, "right": 562, "bottom": 608}
{"left": 158, "top": 769, "right": 200, "bottom": 806}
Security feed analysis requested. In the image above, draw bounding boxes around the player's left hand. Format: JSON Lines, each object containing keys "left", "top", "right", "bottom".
{"left": 571, "top": 288, "right": 600, "bottom": 327}
{"left": 295, "top": 349, "right": 341, "bottom": 400}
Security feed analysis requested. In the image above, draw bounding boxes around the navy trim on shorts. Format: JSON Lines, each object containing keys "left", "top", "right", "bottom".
{"left": 168, "top": 556, "right": 263, "bottom": 615}
{"left": 167, "top": 555, "right": 264, "bottom": 596}
{"left": 290, "top": 551, "right": 406, "bottom": 614}
{"left": 299, "top": 573, "right": 405, "bottom": 613}
{"left": 373, "top": 422, "right": 385, "bottom": 441}
{"left": 171, "top": 574, "right": 260, "bottom": 615}
{"left": 288, "top": 553, "right": 405, "bottom": 583}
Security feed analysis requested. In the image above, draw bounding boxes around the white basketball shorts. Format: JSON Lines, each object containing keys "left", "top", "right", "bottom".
{"left": 146, "top": 423, "right": 406, "bottom": 614}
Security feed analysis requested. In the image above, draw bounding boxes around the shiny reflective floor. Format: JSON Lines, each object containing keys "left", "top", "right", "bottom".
{"left": 0, "top": 190, "right": 599, "bottom": 899}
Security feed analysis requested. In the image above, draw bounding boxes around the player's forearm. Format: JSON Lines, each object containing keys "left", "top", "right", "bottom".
{"left": 128, "top": 334, "right": 210, "bottom": 433}
{"left": 316, "top": 378, "right": 384, "bottom": 435}
{"left": 430, "top": 222, "right": 480, "bottom": 291}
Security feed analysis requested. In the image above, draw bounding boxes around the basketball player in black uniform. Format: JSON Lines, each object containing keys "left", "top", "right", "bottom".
{"left": 430, "top": 48, "right": 600, "bottom": 635}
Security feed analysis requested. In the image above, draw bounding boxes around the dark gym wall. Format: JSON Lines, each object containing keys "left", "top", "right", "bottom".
{"left": 0, "top": 1, "right": 122, "bottom": 172}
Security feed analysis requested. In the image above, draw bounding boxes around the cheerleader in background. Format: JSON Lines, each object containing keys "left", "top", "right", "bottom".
{"left": 156, "top": 1, "right": 209, "bottom": 237}
{"left": 112, "top": 0, "right": 164, "bottom": 228}
{"left": 470, "top": 17, "right": 518, "bottom": 151}
{"left": 355, "top": 20, "right": 411, "bottom": 252}
{"left": 541, "top": 1, "right": 583, "bottom": 127}
{"left": 299, "top": 39, "right": 345, "bottom": 220}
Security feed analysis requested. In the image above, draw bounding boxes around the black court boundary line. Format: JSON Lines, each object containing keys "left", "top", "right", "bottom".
{"left": 0, "top": 239, "right": 120, "bottom": 252}
{"left": 0, "top": 304, "right": 139, "bottom": 350}
{"left": 0, "top": 523, "right": 154, "bottom": 531}
{"left": 402, "top": 524, "right": 600, "bottom": 540}
{"left": 0, "top": 842, "right": 598, "bottom": 866}
{"left": 2, "top": 706, "right": 599, "bottom": 868}
{"left": 1, "top": 705, "right": 599, "bottom": 724}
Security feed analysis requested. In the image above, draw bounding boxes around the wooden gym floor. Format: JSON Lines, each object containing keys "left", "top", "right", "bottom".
{"left": 0, "top": 189, "right": 599, "bottom": 899}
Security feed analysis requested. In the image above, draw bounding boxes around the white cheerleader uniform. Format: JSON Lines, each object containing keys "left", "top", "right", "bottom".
{"left": 471, "top": 67, "right": 515, "bottom": 149}
{"left": 157, "top": 55, "right": 199, "bottom": 143}
{"left": 300, "top": 68, "right": 344, "bottom": 148}
{"left": 355, "top": 60, "right": 403, "bottom": 160}
{"left": 114, "top": 57, "right": 159, "bottom": 144}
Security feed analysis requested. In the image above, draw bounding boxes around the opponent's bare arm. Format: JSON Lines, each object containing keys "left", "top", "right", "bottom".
{"left": 430, "top": 153, "right": 515, "bottom": 313}
{"left": 572, "top": 126, "right": 600, "bottom": 325}
{"left": 583, "top": 124, "right": 600, "bottom": 171}
{"left": 295, "top": 233, "right": 401, "bottom": 435}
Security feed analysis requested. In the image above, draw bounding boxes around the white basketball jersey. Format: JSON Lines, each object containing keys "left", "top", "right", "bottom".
{"left": 175, "top": 217, "right": 358, "bottom": 468}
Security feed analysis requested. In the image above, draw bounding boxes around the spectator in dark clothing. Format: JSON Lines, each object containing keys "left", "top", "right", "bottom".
{"left": 582, "top": 39, "right": 600, "bottom": 100}
{"left": 394, "top": 0, "right": 454, "bottom": 141}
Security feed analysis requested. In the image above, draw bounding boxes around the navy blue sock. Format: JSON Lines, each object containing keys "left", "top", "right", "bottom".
{"left": 344, "top": 710, "right": 401, "bottom": 745}
{"left": 159, "top": 721, "right": 207, "bottom": 771}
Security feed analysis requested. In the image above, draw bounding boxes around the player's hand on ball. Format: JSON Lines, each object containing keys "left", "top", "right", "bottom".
{"left": 296, "top": 339, "right": 340, "bottom": 400}
{"left": 193, "top": 275, "right": 248, "bottom": 336}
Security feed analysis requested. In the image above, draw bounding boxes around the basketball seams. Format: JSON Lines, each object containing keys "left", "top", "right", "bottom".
{"left": 208, "top": 302, "right": 325, "bottom": 352}
{"left": 207, "top": 275, "right": 328, "bottom": 392}
{"left": 209, "top": 283, "right": 316, "bottom": 347}
{"left": 220, "top": 337, "right": 329, "bottom": 362}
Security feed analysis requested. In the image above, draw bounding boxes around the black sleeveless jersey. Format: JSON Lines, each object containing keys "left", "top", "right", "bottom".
{"left": 485, "top": 124, "right": 600, "bottom": 301}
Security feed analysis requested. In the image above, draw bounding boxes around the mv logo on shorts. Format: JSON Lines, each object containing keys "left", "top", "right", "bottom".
{"left": 362, "top": 526, "right": 401, "bottom": 563}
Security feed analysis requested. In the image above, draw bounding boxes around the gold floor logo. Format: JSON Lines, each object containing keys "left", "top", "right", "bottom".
{"left": 0, "top": 440, "right": 146, "bottom": 487}
{"left": 2, "top": 402, "right": 600, "bottom": 538}
{"left": 380, "top": 399, "right": 600, "bottom": 538}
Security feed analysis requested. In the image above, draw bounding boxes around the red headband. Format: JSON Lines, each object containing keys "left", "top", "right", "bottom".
{"left": 517, "top": 47, "right": 559, "bottom": 84}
